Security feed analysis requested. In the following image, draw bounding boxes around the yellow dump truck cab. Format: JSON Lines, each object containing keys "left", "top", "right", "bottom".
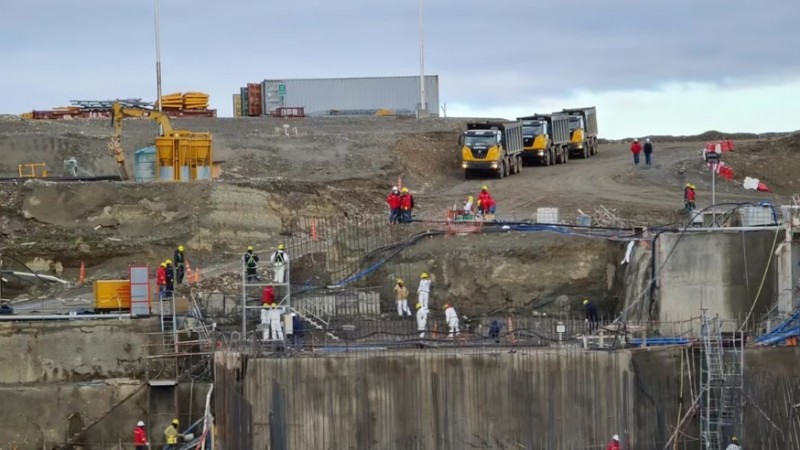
{"left": 521, "top": 119, "right": 552, "bottom": 165}
{"left": 460, "top": 122, "right": 524, "bottom": 179}
{"left": 563, "top": 107, "right": 599, "bottom": 158}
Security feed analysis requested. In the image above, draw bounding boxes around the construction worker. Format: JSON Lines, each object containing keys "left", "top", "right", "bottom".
{"left": 133, "top": 421, "right": 148, "bottom": 450}
{"left": 156, "top": 262, "right": 167, "bottom": 298}
{"left": 584, "top": 299, "right": 599, "bottom": 333}
{"left": 416, "top": 303, "right": 428, "bottom": 338}
{"left": 270, "top": 244, "right": 289, "bottom": 283}
{"left": 725, "top": 436, "right": 741, "bottom": 450}
{"left": 164, "top": 418, "right": 180, "bottom": 450}
{"left": 684, "top": 183, "right": 696, "bottom": 210}
{"left": 260, "top": 303, "right": 270, "bottom": 341}
{"left": 164, "top": 260, "right": 175, "bottom": 297}
{"left": 476, "top": 186, "right": 496, "bottom": 215}
{"left": 261, "top": 285, "right": 275, "bottom": 306}
{"left": 386, "top": 186, "right": 402, "bottom": 224}
{"left": 643, "top": 138, "right": 654, "bottom": 166}
{"left": 630, "top": 139, "right": 642, "bottom": 165}
{"left": 444, "top": 304, "right": 459, "bottom": 337}
{"left": 394, "top": 279, "right": 411, "bottom": 317}
{"left": 399, "top": 187, "right": 414, "bottom": 223}
{"left": 489, "top": 319, "right": 501, "bottom": 343}
{"left": 174, "top": 245, "right": 185, "bottom": 284}
{"left": 606, "top": 434, "right": 621, "bottom": 450}
{"left": 291, "top": 313, "right": 305, "bottom": 348}
{"left": 269, "top": 303, "right": 284, "bottom": 341}
{"left": 244, "top": 246, "right": 259, "bottom": 283}
{"left": 417, "top": 272, "right": 431, "bottom": 309}
{"left": 463, "top": 196, "right": 474, "bottom": 215}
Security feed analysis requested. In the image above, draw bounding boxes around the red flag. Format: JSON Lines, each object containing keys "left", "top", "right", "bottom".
{"left": 718, "top": 165, "right": 734, "bottom": 181}
{"left": 757, "top": 182, "right": 772, "bottom": 193}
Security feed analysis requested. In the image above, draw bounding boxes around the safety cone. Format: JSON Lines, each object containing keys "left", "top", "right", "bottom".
{"left": 77, "top": 261, "right": 86, "bottom": 287}
{"left": 432, "top": 323, "right": 438, "bottom": 339}
{"left": 194, "top": 267, "right": 201, "bottom": 283}
{"left": 185, "top": 260, "right": 193, "bottom": 285}
{"left": 311, "top": 219, "right": 318, "bottom": 241}
{"left": 397, "top": 176, "right": 403, "bottom": 191}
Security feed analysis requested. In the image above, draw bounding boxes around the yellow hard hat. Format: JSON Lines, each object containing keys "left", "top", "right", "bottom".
{"left": 443, "top": 304, "right": 450, "bottom": 310}
{"left": 583, "top": 299, "right": 589, "bottom": 305}
{"left": 397, "top": 278, "right": 403, "bottom": 284}
{"left": 481, "top": 185, "right": 488, "bottom": 190}
{"left": 172, "top": 419, "right": 179, "bottom": 426}
{"left": 468, "top": 196, "right": 473, "bottom": 201}
{"left": 247, "top": 245, "right": 254, "bottom": 251}
{"left": 271, "top": 303, "right": 278, "bottom": 308}
{"left": 262, "top": 303, "right": 269, "bottom": 308}
{"left": 690, "top": 184, "right": 696, "bottom": 189}
{"left": 685, "top": 183, "right": 691, "bottom": 187}
{"left": 166, "top": 259, "right": 172, "bottom": 264}
{"left": 421, "top": 272, "right": 429, "bottom": 278}
{"left": 416, "top": 303, "right": 422, "bottom": 309}
{"left": 160, "top": 262, "right": 166, "bottom": 267}
{"left": 401, "top": 187, "right": 409, "bottom": 193}
{"left": 178, "top": 245, "right": 184, "bottom": 252}
{"left": 278, "top": 244, "right": 285, "bottom": 250}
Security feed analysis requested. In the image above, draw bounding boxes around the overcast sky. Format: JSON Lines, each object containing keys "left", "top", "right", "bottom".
{"left": 1, "top": 0, "right": 798, "bottom": 138}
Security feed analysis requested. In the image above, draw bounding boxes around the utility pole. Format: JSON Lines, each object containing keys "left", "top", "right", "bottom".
{"left": 418, "top": 0, "right": 426, "bottom": 117}
{"left": 154, "top": 0, "right": 164, "bottom": 134}
{"left": 707, "top": 150, "right": 720, "bottom": 227}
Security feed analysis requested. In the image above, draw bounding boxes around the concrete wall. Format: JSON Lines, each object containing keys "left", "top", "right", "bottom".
{"left": 656, "top": 229, "right": 782, "bottom": 328}
{"left": 226, "top": 349, "right": 635, "bottom": 450}
{"left": 0, "top": 318, "right": 159, "bottom": 383}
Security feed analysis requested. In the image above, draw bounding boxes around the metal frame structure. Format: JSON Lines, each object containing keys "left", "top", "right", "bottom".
{"left": 240, "top": 254, "right": 291, "bottom": 338}
{"left": 700, "top": 310, "right": 744, "bottom": 450}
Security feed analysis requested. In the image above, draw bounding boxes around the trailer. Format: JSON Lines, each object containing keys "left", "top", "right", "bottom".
{"left": 562, "top": 106, "right": 599, "bottom": 158}
{"left": 517, "top": 113, "right": 571, "bottom": 166}
{"left": 460, "top": 121, "right": 524, "bottom": 179}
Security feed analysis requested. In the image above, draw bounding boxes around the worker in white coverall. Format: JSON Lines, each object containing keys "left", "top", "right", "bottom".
{"left": 725, "top": 436, "right": 741, "bottom": 450}
{"left": 416, "top": 303, "right": 428, "bottom": 338}
{"left": 444, "top": 304, "right": 459, "bottom": 336}
{"left": 269, "top": 304, "right": 284, "bottom": 341}
{"left": 417, "top": 272, "right": 431, "bottom": 309}
{"left": 260, "top": 304, "right": 270, "bottom": 341}
{"left": 270, "top": 244, "right": 289, "bottom": 283}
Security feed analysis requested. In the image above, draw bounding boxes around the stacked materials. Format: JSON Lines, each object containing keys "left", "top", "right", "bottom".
{"left": 157, "top": 92, "right": 184, "bottom": 109}
{"left": 183, "top": 92, "right": 210, "bottom": 110}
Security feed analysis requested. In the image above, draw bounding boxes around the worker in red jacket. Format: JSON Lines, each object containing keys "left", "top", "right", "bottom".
{"left": 156, "top": 262, "right": 167, "bottom": 298}
{"left": 133, "top": 421, "right": 148, "bottom": 450}
{"left": 261, "top": 285, "right": 275, "bottom": 306}
{"left": 630, "top": 139, "right": 642, "bottom": 165}
{"left": 399, "top": 187, "right": 414, "bottom": 223}
{"left": 476, "top": 185, "right": 496, "bottom": 215}
{"left": 386, "top": 186, "right": 401, "bottom": 224}
{"left": 606, "top": 434, "right": 621, "bottom": 450}
{"left": 684, "top": 183, "right": 696, "bottom": 210}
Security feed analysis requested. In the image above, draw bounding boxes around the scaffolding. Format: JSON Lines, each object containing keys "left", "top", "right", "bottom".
{"left": 700, "top": 310, "right": 744, "bottom": 450}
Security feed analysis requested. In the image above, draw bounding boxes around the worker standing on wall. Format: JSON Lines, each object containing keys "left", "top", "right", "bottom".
{"left": 416, "top": 303, "right": 428, "bottom": 338}
{"left": 630, "top": 139, "right": 642, "bottom": 165}
{"left": 260, "top": 304, "right": 270, "bottom": 341}
{"left": 725, "top": 436, "right": 741, "bottom": 450}
{"left": 605, "top": 434, "right": 621, "bottom": 450}
{"left": 174, "top": 245, "right": 185, "bottom": 284}
{"left": 386, "top": 186, "right": 401, "bottom": 224}
{"left": 269, "top": 304, "right": 284, "bottom": 341}
{"left": 444, "top": 304, "right": 459, "bottom": 337}
{"left": 244, "top": 246, "right": 260, "bottom": 283}
{"left": 399, "top": 187, "right": 414, "bottom": 223}
{"left": 133, "top": 421, "right": 148, "bottom": 450}
{"left": 417, "top": 272, "right": 432, "bottom": 309}
{"left": 156, "top": 262, "right": 167, "bottom": 299}
{"left": 584, "top": 299, "right": 599, "bottom": 333}
{"left": 270, "top": 244, "right": 289, "bottom": 283}
{"left": 164, "top": 260, "right": 175, "bottom": 297}
{"left": 394, "top": 279, "right": 411, "bottom": 317}
{"left": 163, "top": 418, "right": 180, "bottom": 450}
{"left": 477, "top": 186, "right": 496, "bottom": 215}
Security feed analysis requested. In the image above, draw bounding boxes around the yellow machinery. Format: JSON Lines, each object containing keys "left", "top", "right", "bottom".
{"left": 94, "top": 280, "right": 132, "bottom": 312}
{"left": 18, "top": 163, "right": 48, "bottom": 178}
{"left": 112, "top": 102, "right": 213, "bottom": 181}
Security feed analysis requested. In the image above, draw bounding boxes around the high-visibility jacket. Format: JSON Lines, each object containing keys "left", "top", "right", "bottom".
{"left": 164, "top": 425, "right": 179, "bottom": 444}
{"left": 386, "top": 193, "right": 401, "bottom": 209}
{"left": 174, "top": 250, "right": 185, "bottom": 266}
{"left": 271, "top": 250, "right": 288, "bottom": 263}
{"left": 133, "top": 427, "right": 147, "bottom": 445}
{"left": 686, "top": 189, "right": 696, "bottom": 202}
{"left": 400, "top": 193, "right": 414, "bottom": 210}
{"left": 156, "top": 267, "right": 166, "bottom": 286}
{"left": 477, "top": 191, "right": 495, "bottom": 209}
{"left": 244, "top": 252, "right": 259, "bottom": 269}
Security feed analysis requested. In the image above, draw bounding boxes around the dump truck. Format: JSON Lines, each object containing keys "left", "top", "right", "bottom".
{"left": 517, "top": 113, "right": 570, "bottom": 166}
{"left": 562, "top": 106, "right": 599, "bottom": 158}
{"left": 460, "top": 122, "right": 524, "bottom": 179}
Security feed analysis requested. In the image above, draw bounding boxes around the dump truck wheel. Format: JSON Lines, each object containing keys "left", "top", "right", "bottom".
{"left": 516, "top": 156, "right": 522, "bottom": 173}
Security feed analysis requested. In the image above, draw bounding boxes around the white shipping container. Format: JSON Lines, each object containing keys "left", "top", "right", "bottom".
{"left": 261, "top": 75, "right": 440, "bottom": 117}
{"left": 536, "top": 208, "right": 560, "bottom": 224}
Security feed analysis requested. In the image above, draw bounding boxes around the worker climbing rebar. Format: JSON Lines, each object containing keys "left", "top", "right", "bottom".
{"left": 269, "top": 303, "right": 284, "bottom": 341}
{"left": 271, "top": 244, "right": 289, "bottom": 283}
{"left": 416, "top": 303, "right": 428, "bottom": 338}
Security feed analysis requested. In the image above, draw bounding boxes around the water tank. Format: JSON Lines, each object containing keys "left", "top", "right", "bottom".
{"left": 133, "top": 147, "right": 156, "bottom": 181}
{"left": 179, "top": 166, "right": 190, "bottom": 182}
{"left": 159, "top": 166, "right": 174, "bottom": 181}
{"left": 739, "top": 206, "right": 776, "bottom": 227}
{"left": 196, "top": 166, "right": 212, "bottom": 180}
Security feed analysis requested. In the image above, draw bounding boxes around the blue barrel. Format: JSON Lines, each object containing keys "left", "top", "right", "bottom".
{"left": 133, "top": 147, "right": 156, "bottom": 181}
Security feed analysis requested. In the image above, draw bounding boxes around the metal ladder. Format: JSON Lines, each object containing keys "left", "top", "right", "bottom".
{"left": 159, "top": 291, "right": 178, "bottom": 354}
{"left": 701, "top": 310, "right": 726, "bottom": 450}
{"left": 290, "top": 304, "right": 340, "bottom": 341}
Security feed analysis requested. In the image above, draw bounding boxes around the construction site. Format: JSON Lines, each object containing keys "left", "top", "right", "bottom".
{"left": 2, "top": 96, "right": 800, "bottom": 449}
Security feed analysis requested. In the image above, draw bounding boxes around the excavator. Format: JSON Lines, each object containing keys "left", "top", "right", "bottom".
{"left": 110, "top": 102, "right": 212, "bottom": 181}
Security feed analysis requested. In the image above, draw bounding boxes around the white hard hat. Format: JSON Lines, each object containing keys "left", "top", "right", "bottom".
{"left": 645, "top": 138, "right": 651, "bottom": 143}
{"left": 392, "top": 186, "right": 398, "bottom": 191}
{"left": 613, "top": 434, "right": 620, "bottom": 441}
{"left": 137, "top": 421, "right": 145, "bottom": 427}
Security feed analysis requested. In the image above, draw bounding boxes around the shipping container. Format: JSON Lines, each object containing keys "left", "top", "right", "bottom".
{"left": 247, "top": 83, "right": 263, "bottom": 116}
{"left": 240, "top": 87, "right": 249, "bottom": 117}
{"left": 260, "top": 75, "right": 440, "bottom": 117}
{"left": 94, "top": 280, "right": 131, "bottom": 311}
{"left": 232, "top": 94, "right": 242, "bottom": 117}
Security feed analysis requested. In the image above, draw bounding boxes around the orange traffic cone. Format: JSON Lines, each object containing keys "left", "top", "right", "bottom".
{"left": 185, "top": 260, "right": 193, "bottom": 285}
{"left": 311, "top": 219, "right": 318, "bottom": 241}
{"left": 432, "top": 323, "right": 438, "bottom": 339}
{"left": 77, "top": 261, "right": 85, "bottom": 287}
{"left": 194, "top": 267, "right": 201, "bottom": 283}
{"left": 397, "top": 176, "right": 403, "bottom": 191}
